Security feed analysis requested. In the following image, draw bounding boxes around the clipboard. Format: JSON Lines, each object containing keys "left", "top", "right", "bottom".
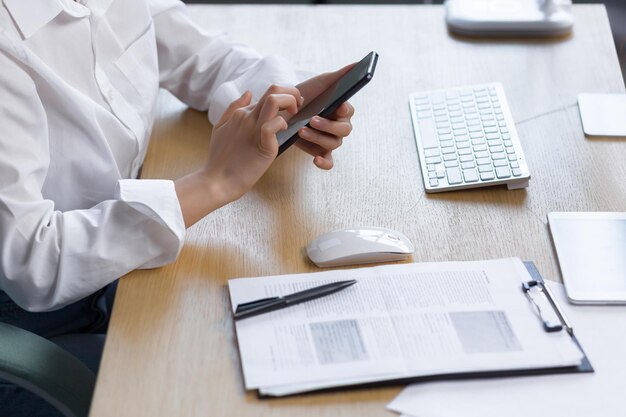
{"left": 258, "top": 261, "right": 593, "bottom": 397}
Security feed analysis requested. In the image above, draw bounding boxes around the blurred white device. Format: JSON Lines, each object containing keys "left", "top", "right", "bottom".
{"left": 445, "top": 0, "right": 574, "bottom": 37}
{"left": 548, "top": 212, "right": 626, "bottom": 305}
{"left": 306, "top": 227, "right": 414, "bottom": 268}
{"left": 409, "top": 82, "right": 530, "bottom": 193}
{"left": 578, "top": 93, "right": 626, "bottom": 137}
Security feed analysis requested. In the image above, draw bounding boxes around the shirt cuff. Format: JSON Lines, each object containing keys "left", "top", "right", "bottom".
{"left": 208, "top": 55, "right": 300, "bottom": 125}
{"left": 115, "top": 179, "right": 185, "bottom": 267}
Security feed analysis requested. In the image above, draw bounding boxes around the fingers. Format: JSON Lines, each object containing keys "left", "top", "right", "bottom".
{"left": 254, "top": 85, "right": 303, "bottom": 119}
{"left": 295, "top": 139, "right": 335, "bottom": 170}
{"left": 298, "top": 127, "right": 343, "bottom": 151}
{"left": 334, "top": 102, "right": 355, "bottom": 120}
{"left": 309, "top": 115, "right": 352, "bottom": 138}
{"left": 314, "top": 152, "right": 334, "bottom": 170}
{"left": 216, "top": 91, "right": 252, "bottom": 127}
{"left": 259, "top": 115, "right": 288, "bottom": 157}
{"left": 258, "top": 94, "right": 299, "bottom": 126}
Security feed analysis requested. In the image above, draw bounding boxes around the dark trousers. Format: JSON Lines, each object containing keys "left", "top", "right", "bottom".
{"left": 0, "top": 283, "right": 117, "bottom": 417}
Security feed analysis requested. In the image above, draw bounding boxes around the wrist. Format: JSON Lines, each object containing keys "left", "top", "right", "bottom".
{"left": 174, "top": 170, "right": 234, "bottom": 228}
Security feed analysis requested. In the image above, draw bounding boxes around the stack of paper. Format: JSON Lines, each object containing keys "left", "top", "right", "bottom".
{"left": 228, "top": 258, "right": 585, "bottom": 396}
{"left": 387, "top": 282, "right": 626, "bottom": 417}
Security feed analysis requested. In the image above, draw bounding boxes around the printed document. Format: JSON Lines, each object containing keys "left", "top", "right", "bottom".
{"left": 387, "top": 282, "right": 625, "bottom": 417}
{"left": 228, "top": 258, "right": 583, "bottom": 395}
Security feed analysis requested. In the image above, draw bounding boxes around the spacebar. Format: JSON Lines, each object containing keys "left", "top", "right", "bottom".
{"left": 417, "top": 118, "right": 439, "bottom": 149}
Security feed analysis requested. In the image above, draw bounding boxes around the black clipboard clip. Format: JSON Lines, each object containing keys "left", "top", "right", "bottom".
{"left": 522, "top": 280, "right": 574, "bottom": 336}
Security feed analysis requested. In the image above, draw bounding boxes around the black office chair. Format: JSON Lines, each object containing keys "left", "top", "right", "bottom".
{"left": 0, "top": 323, "right": 96, "bottom": 417}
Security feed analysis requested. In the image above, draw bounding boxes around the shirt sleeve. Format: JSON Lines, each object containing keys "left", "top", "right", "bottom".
{"left": 0, "top": 52, "right": 185, "bottom": 312}
{"left": 148, "top": 0, "right": 300, "bottom": 124}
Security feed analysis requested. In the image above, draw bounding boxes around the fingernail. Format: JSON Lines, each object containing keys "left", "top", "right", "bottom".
{"left": 299, "top": 128, "right": 310, "bottom": 138}
{"left": 299, "top": 96, "right": 304, "bottom": 106}
{"left": 311, "top": 116, "right": 321, "bottom": 126}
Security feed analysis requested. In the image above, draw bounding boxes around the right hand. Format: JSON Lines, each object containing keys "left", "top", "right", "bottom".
{"left": 203, "top": 85, "right": 302, "bottom": 203}
{"left": 175, "top": 85, "right": 302, "bottom": 227}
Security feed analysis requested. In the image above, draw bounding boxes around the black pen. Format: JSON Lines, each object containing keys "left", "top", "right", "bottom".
{"left": 234, "top": 280, "right": 357, "bottom": 320}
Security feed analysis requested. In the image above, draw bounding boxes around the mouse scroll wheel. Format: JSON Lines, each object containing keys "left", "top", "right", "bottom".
{"left": 386, "top": 234, "right": 400, "bottom": 241}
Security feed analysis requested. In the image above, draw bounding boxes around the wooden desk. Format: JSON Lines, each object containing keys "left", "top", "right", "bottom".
{"left": 90, "top": 5, "right": 626, "bottom": 416}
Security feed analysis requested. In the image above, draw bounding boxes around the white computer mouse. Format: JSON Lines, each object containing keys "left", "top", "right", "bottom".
{"left": 306, "top": 227, "right": 415, "bottom": 268}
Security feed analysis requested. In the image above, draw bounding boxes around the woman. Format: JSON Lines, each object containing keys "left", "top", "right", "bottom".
{"left": 0, "top": 0, "right": 355, "bottom": 414}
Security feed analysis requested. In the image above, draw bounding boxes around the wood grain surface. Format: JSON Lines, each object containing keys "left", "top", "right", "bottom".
{"left": 90, "top": 5, "right": 626, "bottom": 417}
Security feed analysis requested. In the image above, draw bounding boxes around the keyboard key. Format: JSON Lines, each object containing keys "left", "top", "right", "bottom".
{"left": 492, "top": 152, "right": 506, "bottom": 160}
{"left": 486, "top": 133, "right": 500, "bottom": 140}
{"left": 446, "top": 167, "right": 463, "bottom": 184}
{"left": 471, "top": 138, "right": 486, "bottom": 146}
{"left": 484, "top": 127, "right": 498, "bottom": 133}
{"left": 458, "top": 148, "right": 472, "bottom": 156}
{"left": 489, "top": 145, "right": 504, "bottom": 153}
{"left": 476, "top": 157, "right": 491, "bottom": 165}
{"left": 439, "top": 133, "right": 453, "bottom": 141}
{"left": 510, "top": 161, "right": 520, "bottom": 168}
{"left": 469, "top": 127, "right": 483, "bottom": 134}
{"left": 477, "top": 102, "right": 491, "bottom": 109}
{"left": 473, "top": 144, "right": 487, "bottom": 152}
{"left": 460, "top": 155, "right": 474, "bottom": 162}
{"left": 487, "top": 139, "right": 501, "bottom": 147}
{"left": 455, "top": 135, "right": 469, "bottom": 142}
{"left": 463, "top": 168, "right": 479, "bottom": 183}
{"left": 429, "top": 172, "right": 437, "bottom": 179}
{"left": 440, "top": 140, "right": 454, "bottom": 148}
{"left": 425, "top": 156, "right": 441, "bottom": 164}
{"left": 502, "top": 133, "right": 511, "bottom": 139}
{"left": 429, "top": 178, "right": 438, "bottom": 187}
{"left": 438, "top": 128, "right": 451, "bottom": 135}
{"left": 424, "top": 148, "right": 440, "bottom": 157}
{"left": 466, "top": 119, "right": 480, "bottom": 126}
{"left": 483, "top": 120, "right": 497, "bottom": 127}
{"left": 442, "top": 147, "right": 456, "bottom": 155}
{"left": 427, "top": 164, "right": 436, "bottom": 172}
{"left": 500, "top": 127, "right": 509, "bottom": 133}
{"left": 495, "top": 166, "right": 511, "bottom": 178}
{"left": 457, "top": 142, "right": 470, "bottom": 149}
{"left": 512, "top": 168, "right": 522, "bottom": 177}
{"left": 478, "top": 164, "right": 493, "bottom": 173}
{"left": 503, "top": 140, "right": 513, "bottom": 147}
{"left": 493, "top": 159, "right": 508, "bottom": 167}
{"left": 506, "top": 147, "right": 516, "bottom": 154}
{"left": 508, "top": 154, "right": 517, "bottom": 161}
{"left": 443, "top": 153, "right": 457, "bottom": 161}
{"left": 418, "top": 118, "right": 439, "bottom": 149}
{"left": 436, "top": 169, "right": 445, "bottom": 179}
{"left": 445, "top": 160, "right": 459, "bottom": 168}
{"left": 453, "top": 129, "right": 468, "bottom": 136}
{"left": 449, "top": 111, "right": 463, "bottom": 118}
{"left": 461, "top": 161, "right": 475, "bottom": 169}
{"left": 480, "top": 171, "right": 495, "bottom": 181}
{"left": 451, "top": 123, "right": 465, "bottom": 130}
{"left": 475, "top": 150, "right": 489, "bottom": 158}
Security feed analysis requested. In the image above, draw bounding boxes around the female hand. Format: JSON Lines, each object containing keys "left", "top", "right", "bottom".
{"left": 175, "top": 85, "right": 302, "bottom": 227}
{"left": 295, "top": 64, "right": 357, "bottom": 170}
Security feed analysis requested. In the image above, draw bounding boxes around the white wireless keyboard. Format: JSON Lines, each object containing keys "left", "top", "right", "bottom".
{"left": 409, "top": 83, "right": 530, "bottom": 193}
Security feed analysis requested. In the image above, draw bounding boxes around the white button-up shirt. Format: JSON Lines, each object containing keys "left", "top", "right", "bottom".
{"left": 0, "top": 0, "right": 298, "bottom": 311}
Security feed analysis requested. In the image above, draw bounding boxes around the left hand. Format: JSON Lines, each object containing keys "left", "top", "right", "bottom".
{"left": 295, "top": 64, "right": 356, "bottom": 170}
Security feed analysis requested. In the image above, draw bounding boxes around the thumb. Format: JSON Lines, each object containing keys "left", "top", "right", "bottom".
{"left": 216, "top": 91, "right": 252, "bottom": 127}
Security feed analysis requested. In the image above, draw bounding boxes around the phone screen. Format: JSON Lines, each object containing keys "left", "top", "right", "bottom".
{"left": 276, "top": 51, "right": 378, "bottom": 153}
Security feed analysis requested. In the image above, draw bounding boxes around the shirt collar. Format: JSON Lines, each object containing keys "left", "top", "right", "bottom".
{"left": 3, "top": 0, "right": 91, "bottom": 39}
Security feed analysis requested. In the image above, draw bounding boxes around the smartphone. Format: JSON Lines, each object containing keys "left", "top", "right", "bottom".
{"left": 276, "top": 51, "right": 379, "bottom": 156}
